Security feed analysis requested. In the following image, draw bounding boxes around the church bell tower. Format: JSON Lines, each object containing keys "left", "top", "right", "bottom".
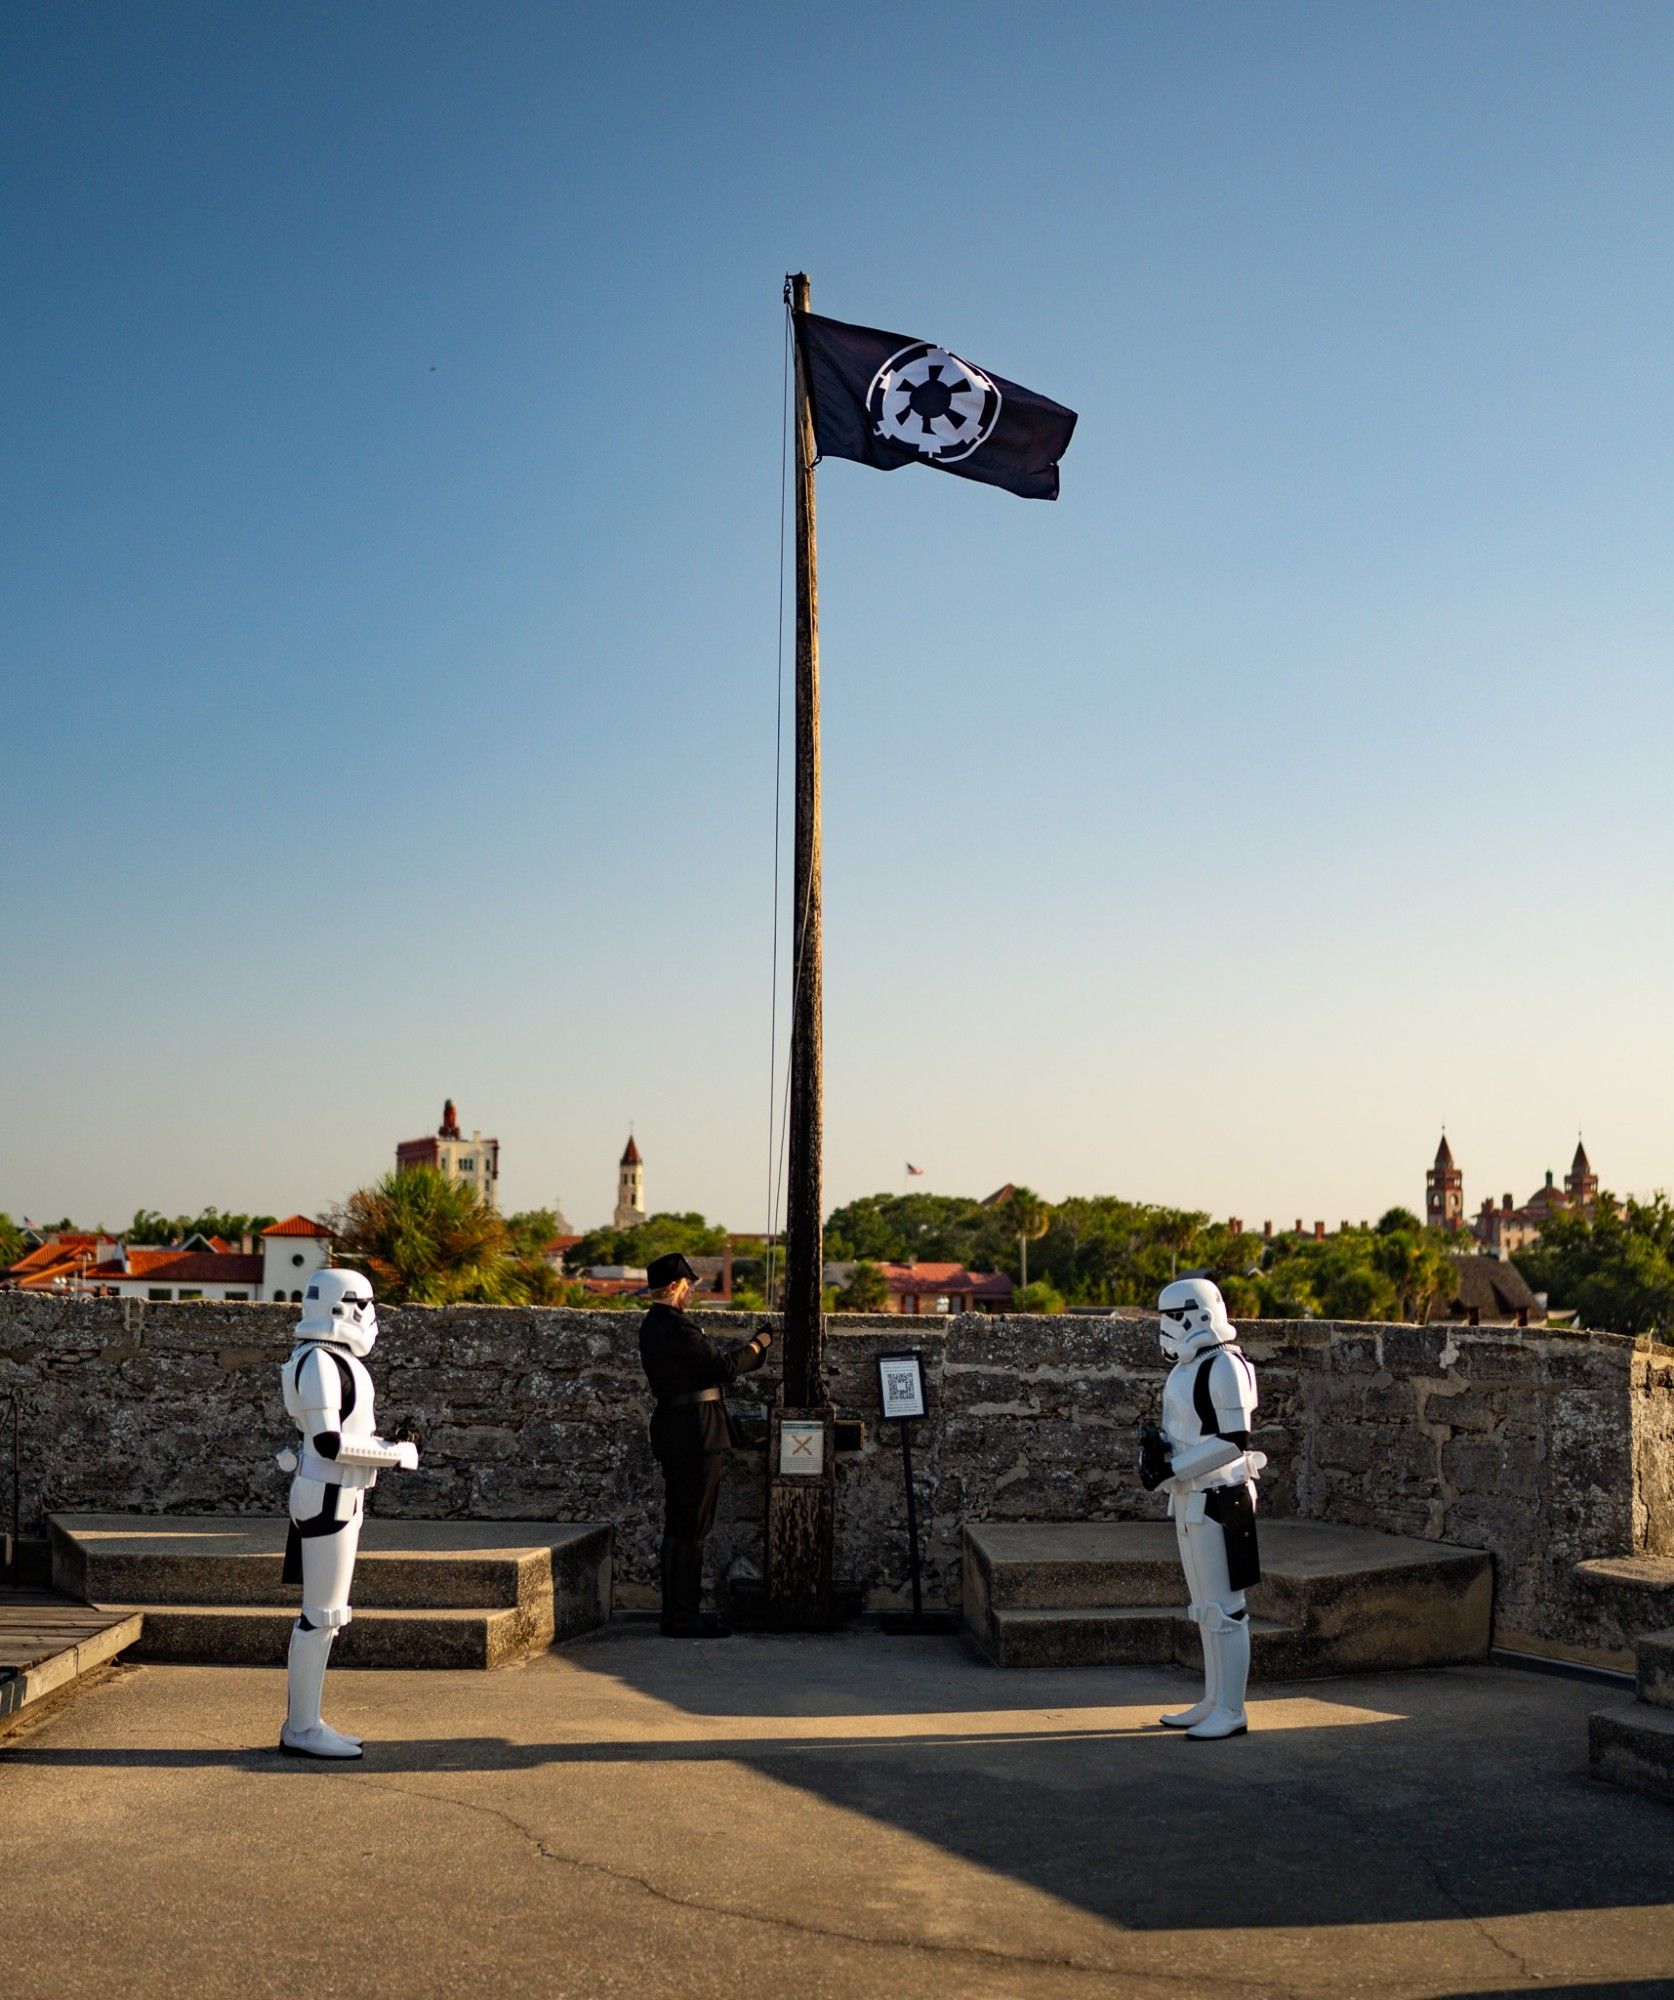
{"left": 614, "top": 1132, "right": 646, "bottom": 1230}
{"left": 1426, "top": 1133, "right": 1463, "bottom": 1232}
{"left": 1565, "top": 1139, "right": 1598, "bottom": 1214}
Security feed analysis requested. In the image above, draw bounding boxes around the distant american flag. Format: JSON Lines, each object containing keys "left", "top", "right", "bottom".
{"left": 905, "top": 1163, "right": 924, "bottom": 1177}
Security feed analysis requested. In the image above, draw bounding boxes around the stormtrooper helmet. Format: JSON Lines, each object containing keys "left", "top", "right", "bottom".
{"left": 296, "top": 1268, "right": 379, "bottom": 1356}
{"left": 1156, "top": 1276, "right": 1234, "bottom": 1363}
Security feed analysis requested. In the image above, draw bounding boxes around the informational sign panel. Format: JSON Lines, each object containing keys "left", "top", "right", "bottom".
{"left": 779, "top": 1419, "right": 826, "bottom": 1477}
{"left": 876, "top": 1351, "right": 926, "bottom": 1423}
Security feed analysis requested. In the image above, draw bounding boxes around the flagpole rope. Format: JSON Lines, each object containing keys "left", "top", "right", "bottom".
{"left": 764, "top": 302, "right": 792, "bottom": 1311}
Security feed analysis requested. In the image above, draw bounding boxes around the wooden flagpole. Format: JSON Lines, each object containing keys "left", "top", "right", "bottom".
{"left": 766, "top": 271, "right": 836, "bottom": 1626}
{"left": 783, "top": 270, "right": 824, "bottom": 1408}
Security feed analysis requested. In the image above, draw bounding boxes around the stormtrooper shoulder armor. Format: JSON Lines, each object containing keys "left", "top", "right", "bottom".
{"left": 1202, "top": 1347, "right": 1258, "bottom": 1438}
{"left": 292, "top": 1345, "right": 347, "bottom": 1419}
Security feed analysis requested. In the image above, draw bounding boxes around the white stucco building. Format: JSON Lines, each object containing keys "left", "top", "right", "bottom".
{"left": 76, "top": 1215, "right": 333, "bottom": 1303}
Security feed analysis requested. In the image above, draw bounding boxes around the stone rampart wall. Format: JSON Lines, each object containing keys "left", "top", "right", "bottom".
{"left": 0, "top": 1295, "right": 1667, "bottom": 1654}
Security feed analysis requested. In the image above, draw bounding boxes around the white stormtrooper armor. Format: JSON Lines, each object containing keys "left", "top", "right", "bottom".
{"left": 1154, "top": 1277, "right": 1265, "bottom": 1740}
{"left": 276, "top": 1268, "right": 418, "bottom": 1760}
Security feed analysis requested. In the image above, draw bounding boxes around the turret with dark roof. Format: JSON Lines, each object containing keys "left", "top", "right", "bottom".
{"left": 1566, "top": 1139, "right": 1599, "bottom": 1211}
{"left": 1427, "top": 1130, "right": 1464, "bottom": 1231}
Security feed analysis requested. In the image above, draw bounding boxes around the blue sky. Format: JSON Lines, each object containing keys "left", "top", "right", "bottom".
{"left": 6, "top": 2, "right": 1673, "bottom": 1234}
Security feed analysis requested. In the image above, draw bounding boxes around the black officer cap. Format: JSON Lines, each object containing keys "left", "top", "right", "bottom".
{"left": 644, "top": 1252, "right": 700, "bottom": 1293}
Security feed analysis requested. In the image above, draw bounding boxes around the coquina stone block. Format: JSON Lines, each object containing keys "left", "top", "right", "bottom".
{"left": 0, "top": 1295, "right": 1668, "bottom": 1650}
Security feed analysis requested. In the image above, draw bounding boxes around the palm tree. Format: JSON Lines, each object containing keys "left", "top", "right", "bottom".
{"left": 329, "top": 1166, "right": 523, "bottom": 1305}
{"left": 1155, "top": 1208, "right": 1202, "bottom": 1281}
{"left": 1009, "top": 1187, "right": 1052, "bottom": 1292}
{"left": 1372, "top": 1231, "right": 1453, "bottom": 1324}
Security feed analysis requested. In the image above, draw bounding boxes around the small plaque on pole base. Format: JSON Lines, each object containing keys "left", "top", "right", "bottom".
{"left": 765, "top": 1405, "right": 837, "bottom": 1630}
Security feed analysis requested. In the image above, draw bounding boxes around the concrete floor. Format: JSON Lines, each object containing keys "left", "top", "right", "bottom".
{"left": 2, "top": 1625, "right": 1672, "bottom": 2000}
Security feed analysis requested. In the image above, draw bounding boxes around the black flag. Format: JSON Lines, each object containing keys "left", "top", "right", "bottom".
{"left": 794, "top": 310, "right": 1077, "bottom": 501}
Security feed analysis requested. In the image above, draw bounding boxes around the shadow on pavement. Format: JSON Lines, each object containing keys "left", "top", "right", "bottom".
{"left": 8, "top": 1626, "right": 1673, "bottom": 1949}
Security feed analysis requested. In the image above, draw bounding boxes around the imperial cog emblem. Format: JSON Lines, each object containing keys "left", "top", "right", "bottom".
{"left": 867, "top": 342, "right": 1002, "bottom": 466}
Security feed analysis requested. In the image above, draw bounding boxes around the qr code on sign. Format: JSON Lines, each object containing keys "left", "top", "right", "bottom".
{"left": 886, "top": 1369, "right": 915, "bottom": 1402}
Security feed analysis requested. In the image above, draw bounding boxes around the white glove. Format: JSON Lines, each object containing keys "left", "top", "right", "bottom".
{"left": 275, "top": 1446, "right": 298, "bottom": 1474}
{"left": 393, "top": 1440, "right": 419, "bottom": 1471}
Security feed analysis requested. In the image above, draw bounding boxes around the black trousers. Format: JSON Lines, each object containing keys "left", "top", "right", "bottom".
{"left": 658, "top": 1451, "right": 724, "bottom": 1626}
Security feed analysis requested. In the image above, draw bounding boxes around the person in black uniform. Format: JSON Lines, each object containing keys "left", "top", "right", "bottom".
{"left": 637, "top": 1251, "right": 775, "bottom": 1637}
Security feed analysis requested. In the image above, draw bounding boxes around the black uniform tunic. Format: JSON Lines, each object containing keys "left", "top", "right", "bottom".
{"left": 638, "top": 1304, "right": 769, "bottom": 1547}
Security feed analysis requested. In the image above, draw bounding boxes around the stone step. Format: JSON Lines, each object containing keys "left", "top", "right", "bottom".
{"left": 49, "top": 1515, "right": 613, "bottom": 1668}
{"left": 110, "top": 1603, "right": 532, "bottom": 1670}
{"left": 985, "top": 1605, "right": 1182, "bottom": 1669}
{"left": 982, "top": 1603, "right": 1304, "bottom": 1673}
{"left": 1589, "top": 1697, "right": 1674, "bottom": 1805}
{"left": 1634, "top": 1628, "right": 1674, "bottom": 1711}
{"left": 1572, "top": 1557, "right": 1674, "bottom": 1669}
{"left": 963, "top": 1519, "right": 1492, "bottom": 1676}
{"left": 963, "top": 1523, "right": 1182, "bottom": 1610}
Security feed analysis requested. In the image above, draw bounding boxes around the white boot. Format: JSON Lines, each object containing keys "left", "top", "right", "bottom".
{"left": 1186, "top": 1614, "right": 1250, "bottom": 1740}
{"left": 280, "top": 1622, "right": 363, "bottom": 1760}
{"left": 1161, "top": 1604, "right": 1217, "bottom": 1729}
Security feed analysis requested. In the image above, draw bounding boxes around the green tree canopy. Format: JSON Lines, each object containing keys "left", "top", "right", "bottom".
{"left": 326, "top": 1167, "right": 522, "bottom": 1305}
{"left": 835, "top": 1261, "right": 890, "bottom": 1311}
{"left": 504, "top": 1209, "right": 565, "bottom": 1259}
{"left": 823, "top": 1192, "right": 1014, "bottom": 1269}
{"left": 1515, "top": 1193, "right": 1674, "bottom": 1337}
{"left": 126, "top": 1207, "right": 279, "bottom": 1245}
{"left": 1251, "top": 1222, "right": 1453, "bottom": 1322}
{"left": 564, "top": 1211, "right": 728, "bottom": 1272}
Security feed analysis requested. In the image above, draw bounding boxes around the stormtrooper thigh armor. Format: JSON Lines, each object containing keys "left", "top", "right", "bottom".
{"left": 277, "top": 1270, "right": 418, "bottom": 1761}
{"left": 1153, "top": 1278, "right": 1264, "bottom": 1741}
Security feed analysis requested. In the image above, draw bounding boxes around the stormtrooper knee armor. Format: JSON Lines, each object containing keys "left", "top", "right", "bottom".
{"left": 276, "top": 1269, "right": 418, "bottom": 1760}
{"left": 1147, "top": 1278, "right": 1264, "bottom": 1740}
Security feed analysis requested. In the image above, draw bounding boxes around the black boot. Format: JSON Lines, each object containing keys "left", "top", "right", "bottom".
{"left": 661, "top": 1539, "right": 730, "bottom": 1637}
{"left": 658, "top": 1535, "right": 677, "bottom": 1625}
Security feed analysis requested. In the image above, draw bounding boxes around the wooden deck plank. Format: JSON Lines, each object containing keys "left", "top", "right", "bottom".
{"left": 0, "top": 1589, "right": 143, "bottom": 1716}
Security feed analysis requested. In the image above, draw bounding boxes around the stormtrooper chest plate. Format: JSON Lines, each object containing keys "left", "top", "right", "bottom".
{"left": 283, "top": 1346, "right": 379, "bottom": 1441}
{"left": 1162, "top": 1359, "right": 1214, "bottom": 1451}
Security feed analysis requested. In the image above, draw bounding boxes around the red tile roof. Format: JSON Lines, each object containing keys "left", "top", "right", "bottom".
{"left": 6, "top": 1235, "right": 102, "bottom": 1276}
{"left": 262, "top": 1215, "right": 332, "bottom": 1239}
{"left": 882, "top": 1261, "right": 1013, "bottom": 1301}
{"left": 620, "top": 1135, "right": 642, "bottom": 1166}
{"left": 85, "top": 1252, "right": 264, "bottom": 1286}
{"left": 14, "top": 1261, "right": 101, "bottom": 1291}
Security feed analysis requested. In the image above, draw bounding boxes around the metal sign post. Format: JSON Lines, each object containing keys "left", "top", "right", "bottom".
{"left": 875, "top": 1352, "right": 957, "bottom": 1636}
